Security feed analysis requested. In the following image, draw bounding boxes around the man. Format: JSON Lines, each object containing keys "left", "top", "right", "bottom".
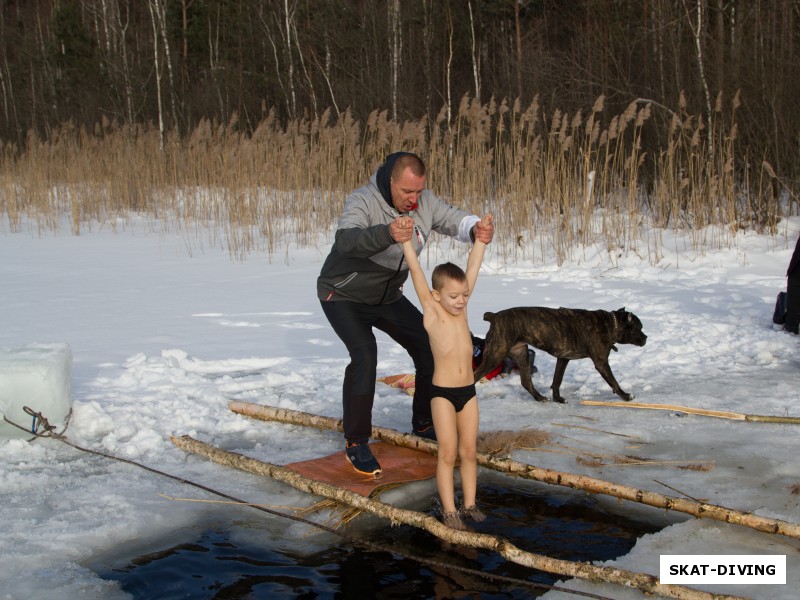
{"left": 317, "top": 152, "right": 494, "bottom": 475}
{"left": 785, "top": 233, "right": 800, "bottom": 334}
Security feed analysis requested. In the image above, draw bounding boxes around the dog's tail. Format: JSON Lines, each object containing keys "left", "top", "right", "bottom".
{"left": 483, "top": 311, "right": 495, "bottom": 322}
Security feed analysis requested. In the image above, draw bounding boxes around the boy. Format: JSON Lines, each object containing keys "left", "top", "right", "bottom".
{"left": 400, "top": 213, "right": 493, "bottom": 530}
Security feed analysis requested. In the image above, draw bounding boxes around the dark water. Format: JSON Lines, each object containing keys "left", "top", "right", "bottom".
{"left": 97, "top": 481, "right": 662, "bottom": 599}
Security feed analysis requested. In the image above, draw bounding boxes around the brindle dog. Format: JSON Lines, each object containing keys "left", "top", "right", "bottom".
{"left": 473, "top": 307, "right": 647, "bottom": 403}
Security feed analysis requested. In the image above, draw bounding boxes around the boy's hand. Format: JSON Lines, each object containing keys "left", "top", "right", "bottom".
{"left": 391, "top": 216, "right": 414, "bottom": 243}
{"left": 474, "top": 214, "right": 494, "bottom": 244}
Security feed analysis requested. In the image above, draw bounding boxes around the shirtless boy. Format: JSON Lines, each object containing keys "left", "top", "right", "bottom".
{"left": 400, "top": 214, "right": 493, "bottom": 530}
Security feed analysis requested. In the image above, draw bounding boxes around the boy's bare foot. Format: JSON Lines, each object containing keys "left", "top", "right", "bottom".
{"left": 442, "top": 510, "right": 471, "bottom": 531}
{"left": 462, "top": 504, "right": 486, "bottom": 523}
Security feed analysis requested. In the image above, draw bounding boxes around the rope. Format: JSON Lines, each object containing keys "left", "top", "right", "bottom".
{"left": 6, "top": 406, "right": 613, "bottom": 600}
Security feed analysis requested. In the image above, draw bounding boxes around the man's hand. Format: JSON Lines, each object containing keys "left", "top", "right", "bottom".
{"left": 390, "top": 216, "right": 414, "bottom": 243}
{"left": 473, "top": 214, "right": 494, "bottom": 244}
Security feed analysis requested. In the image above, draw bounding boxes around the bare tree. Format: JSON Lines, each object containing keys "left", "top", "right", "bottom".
{"left": 713, "top": 0, "right": 724, "bottom": 94}
{"left": 85, "top": 0, "right": 136, "bottom": 125}
{"left": 445, "top": 3, "right": 454, "bottom": 126}
{"left": 147, "top": 0, "right": 165, "bottom": 148}
{"left": 467, "top": 0, "right": 480, "bottom": 103}
{"left": 0, "top": 6, "right": 17, "bottom": 133}
{"left": 151, "top": 0, "right": 179, "bottom": 132}
{"left": 115, "top": 1, "right": 136, "bottom": 125}
{"left": 514, "top": 0, "right": 522, "bottom": 100}
{"left": 258, "top": 3, "right": 295, "bottom": 120}
{"left": 308, "top": 29, "right": 339, "bottom": 118}
{"left": 421, "top": 0, "right": 434, "bottom": 120}
{"left": 293, "top": 20, "right": 318, "bottom": 120}
{"left": 180, "top": 0, "right": 197, "bottom": 60}
{"left": 388, "top": 0, "right": 401, "bottom": 120}
{"left": 686, "top": 0, "right": 713, "bottom": 147}
{"left": 284, "top": 0, "right": 297, "bottom": 119}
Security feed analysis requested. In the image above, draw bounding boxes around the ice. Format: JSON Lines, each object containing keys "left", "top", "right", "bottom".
{"left": 0, "top": 343, "right": 72, "bottom": 439}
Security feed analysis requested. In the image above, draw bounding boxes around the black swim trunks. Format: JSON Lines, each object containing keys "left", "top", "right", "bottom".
{"left": 430, "top": 383, "right": 477, "bottom": 412}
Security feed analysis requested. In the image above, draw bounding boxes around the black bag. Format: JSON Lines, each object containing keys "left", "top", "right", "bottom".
{"left": 773, "top": 291, "right": 787, "bottom": 324}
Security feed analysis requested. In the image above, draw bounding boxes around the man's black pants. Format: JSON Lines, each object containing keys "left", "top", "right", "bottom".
{"left": 321, "top": 296, "right": 434, "bottom": 444}
{"left": 786, "top": 271, "right": 800, "bottom": 334}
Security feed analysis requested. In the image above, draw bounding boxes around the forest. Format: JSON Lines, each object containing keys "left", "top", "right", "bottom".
{"left": 1, "top": 1, "right": 799, "bottom": 259}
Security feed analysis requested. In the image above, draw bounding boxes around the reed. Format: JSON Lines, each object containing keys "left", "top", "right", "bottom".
{"left": 1, "top": 92, "right": 789, "bottom": 263}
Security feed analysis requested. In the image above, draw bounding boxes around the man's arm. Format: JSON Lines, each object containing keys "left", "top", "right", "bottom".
{"left": 334, "top": 191, "right": 416, "bottom": 257}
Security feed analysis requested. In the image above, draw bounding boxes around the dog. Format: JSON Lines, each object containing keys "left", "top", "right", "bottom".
{"left": 473, "top": 307, "right": 647, "bottom": 403}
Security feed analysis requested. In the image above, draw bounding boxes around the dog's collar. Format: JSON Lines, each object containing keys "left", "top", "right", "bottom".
{"left": 609, "top": 312, "right": 620, "bottom": 352}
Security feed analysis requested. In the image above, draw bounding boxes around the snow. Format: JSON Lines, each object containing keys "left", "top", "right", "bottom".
{"left": 1, "top": 215, "right": 799, "bottom": 599}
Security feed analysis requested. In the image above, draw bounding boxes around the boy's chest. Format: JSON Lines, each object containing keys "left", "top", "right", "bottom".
{"left": 425, "top": 314, "right": 471, "bottom": 352}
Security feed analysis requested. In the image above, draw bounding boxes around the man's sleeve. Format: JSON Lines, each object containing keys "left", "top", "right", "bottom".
{"left": 334, "top": 195, "right": 394, "bottom": 257}
{"left": 458, "top": 215, "right": 481, "bottom": 243}
{"left": 429, "top": 193, "right": 479, "bottom": 243}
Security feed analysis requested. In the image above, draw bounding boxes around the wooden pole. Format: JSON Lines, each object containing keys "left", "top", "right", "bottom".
{"left": 171, "top": 434, "right": 745, "bottom": 600}
{"left": 580, "top": 400, "right": 800, "bottom": 424}
{"left": 228, "top": 400, "right": 800, "bottom": 539}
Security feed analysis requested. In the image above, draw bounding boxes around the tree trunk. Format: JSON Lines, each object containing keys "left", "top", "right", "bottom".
{"left": 228, "top": 400, "right": 800, "bottom": 539}
{"left": 713, "top": 0, "right": 725, "bottom": 95}
{"left": 284, "top": 0, "right": 296, "bottom": 119}
{"left": 181, "top": 0, "right": 194, "bottom": 60}
{"left": 388, "top": 0, "right": 401, "bottom": 121}
{"left": 688, "top": 0, "right": 713, "bottom": 147}
{"left": 172, "top": 434, "right": 746, "bottom": 600}
{"left": 208, "top": 8, "right": 225, "bottom": 124}
{"left": 0, "top": 7, "right": 15, "bottom": 131}
{"left": 293, "top": 21, "right": 317, "bottom": 120}
{"left": 421, "top": 0, "right": 433, "bottom": 122}
{"left": 117, "top": 4, "right": 135, "bottom": 125}
{"left": 147, "top": 0, "right": 165, "bottom": 149}
{"left": 467, "top": 0, "right": 480, "bottom": 103}
{"left": 514, "top": 0, "right": 522, "bottom": 101}
{"left": 152, "top": 0, "right": 179, "bottom": 133}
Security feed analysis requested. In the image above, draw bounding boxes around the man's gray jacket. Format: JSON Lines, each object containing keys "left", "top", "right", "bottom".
{"left": 317, "top": 172, "right": 479, "bottom": 305}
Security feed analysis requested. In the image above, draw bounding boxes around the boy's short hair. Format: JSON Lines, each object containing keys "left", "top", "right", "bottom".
{"left": 431, "top": 262, "right": 467, "bottom": 291}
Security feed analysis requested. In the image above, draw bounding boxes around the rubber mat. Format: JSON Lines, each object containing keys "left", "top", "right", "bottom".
{"left": 285, "top": 441, "right": 438, "bottom": 496}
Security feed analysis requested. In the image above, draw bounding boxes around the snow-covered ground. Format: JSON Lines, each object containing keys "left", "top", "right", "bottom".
{"left": 1, "top": 215, "right": 798, "bottom": 599}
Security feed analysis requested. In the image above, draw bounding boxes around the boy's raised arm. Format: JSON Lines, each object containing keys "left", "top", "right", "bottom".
{"left": 465, "top": 214, "right": 492, "bottom": 293}
{"left": 398, "top": 218, "right": 437, "bottom": 313}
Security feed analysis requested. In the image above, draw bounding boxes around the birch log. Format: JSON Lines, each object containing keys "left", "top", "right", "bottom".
{"left": 228, "top": 400, "right": 800, "bottom": 539}
{"left": 581, "top": 400, "right": 800, "bottom": 424}
{"left": 172, "top": 434, "right": 745, "bottom": 600}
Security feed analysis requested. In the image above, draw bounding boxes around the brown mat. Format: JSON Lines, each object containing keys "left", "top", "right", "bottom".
{"left": 285, "top": 441, "right": 438, "bottom": 497}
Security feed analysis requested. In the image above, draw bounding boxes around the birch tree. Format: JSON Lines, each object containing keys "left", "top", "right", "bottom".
{"left": 283, "top": 0, "right": 297, "bottom": 119}
{"left": 388, "top": 0, "right": 401, "bottom": 121}
{"left": 514, "top": 0, "right": 522, "bottom": 100}
{"left": 147, "top": 0, "right": 165, "bottom": 148}
{"left": 687, "top": 0, "right": 713, "bottom": 147}
{"left": 467, "top": 0, "right": 480, "bottom": 103}
{"left": 150, "top": 0, "right": 179, "bottom": 133}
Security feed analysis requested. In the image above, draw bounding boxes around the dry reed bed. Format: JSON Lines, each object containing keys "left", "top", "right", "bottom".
{"left": 0, "top": 93, "right": 788, "bottom": 263}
